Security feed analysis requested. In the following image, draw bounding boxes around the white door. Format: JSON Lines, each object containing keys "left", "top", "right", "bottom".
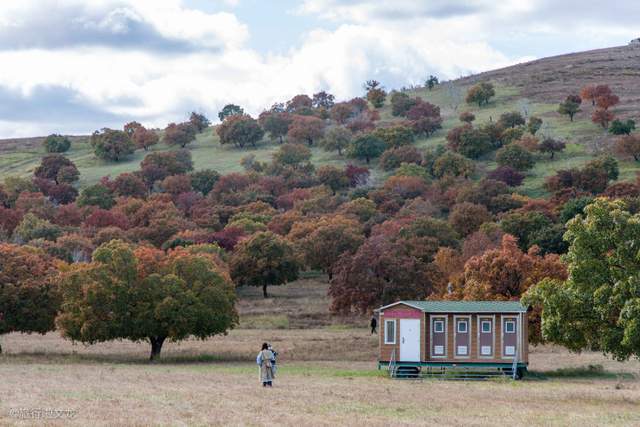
{"left": 400, "top": 319, "right": 421, "bottom": 362}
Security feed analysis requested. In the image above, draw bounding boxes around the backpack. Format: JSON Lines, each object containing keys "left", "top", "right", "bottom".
{"left": 262, "top": 351, "right": 272, "bottom": 368}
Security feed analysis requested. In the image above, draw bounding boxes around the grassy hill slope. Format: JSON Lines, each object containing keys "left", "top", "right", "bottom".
{"left": 1, "top": 44, "right": 638, "bottom": 195}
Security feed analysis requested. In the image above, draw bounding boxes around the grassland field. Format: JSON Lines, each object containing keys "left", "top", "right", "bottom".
{"left": 1, "top": 277, "right": 639, "bottom": 426}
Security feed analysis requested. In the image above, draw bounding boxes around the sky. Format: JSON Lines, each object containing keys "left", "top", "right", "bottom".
{"left": 0, "top": 0, "right": 637, "bottom": 138}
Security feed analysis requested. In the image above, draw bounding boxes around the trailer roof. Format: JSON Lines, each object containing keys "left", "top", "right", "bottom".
{"left": 378, "top": 300, "right": 528, "bottom": 313}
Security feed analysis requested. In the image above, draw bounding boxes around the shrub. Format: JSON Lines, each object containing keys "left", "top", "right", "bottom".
{"left": 42, "top": 134, "right": 71, "bottom": 153}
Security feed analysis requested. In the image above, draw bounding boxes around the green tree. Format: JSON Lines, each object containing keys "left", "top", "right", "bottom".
{"left": 56, "top": 242, "right": 237, "bottom": 360}
{"left": 609, "top": 119, "right": 636, "bottom": 135}
{"left": 432, "top": 151, "right": 474, "bottom": 178}
{"left": 258, "top": 111, "right": 291, "bottom": 144}
{"left": 190, "top": 169, "right": 220, "bottom": 196}
{"left": 465, "top": 82, "right": 495, "bottom": 107}
{"left": 218, "top": 104, "right": 244, "bottom": 121}
{"left": 348, "top": 134, "right": 386, "bottom": 164}
{"left": 217, "top": 114, "right": 264, "bottom": 148}
{"left": 372, "top": 125, "right": 415, "bottom": 148}
{"left": 496, "top": 144, "right": 535, "bottom": 171}
{"left": 321, "top": 126, "right": 352, "bottom": 156}
{"left": 523, "top": 199, "right": 640, "bottom": 360}
{"left": 77, "top": 184, "right": 115, "bottom": 209}
{"left": 426, "top": 75, "right": 439, "bottom": 90}
{"left": 498, "top": 111, "right": 525, "bottom": 128}
{"left": 527, "top": 116, "right": 543, "bottom": 135}
{"left": 43, "top": 134, "right": 71, "bottom": 153}
{"left": 189, "top": 112, "right": 211, "bottom": 132}
{"left": 0, "top": 244, "right": 59, "bottom": 353}
{"left": 558, "top": 95, "right": 582, "bottom": 121}
{"left": 15, "top": 213, "right": 62, "bottom": 242}
{"left": 538, "top": 138, "right": 566, "bottom": 159}
{"left": 91, "top": 128, "right": 135, "bottom": 161}
{"left": 272, "top": 143, "right": 312, "bottom": 168}
{"left": 230, "top": 231, "right": 301, "bottom": 298}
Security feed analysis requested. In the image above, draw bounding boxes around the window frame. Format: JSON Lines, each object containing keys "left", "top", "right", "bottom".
{"left": 456, "top": 319, "right": 468, "bottom": 334}
{"left": 384, "top": 319, "right": 396, "bottom": 345}
{"left": 433, "top": 319, "right": 445, "bottom": 333}
{"left": 505, "top": 320, "right": 516, "bottom": 334}
{"left": 481, "top": 320, "right": 492, "bottom": 334}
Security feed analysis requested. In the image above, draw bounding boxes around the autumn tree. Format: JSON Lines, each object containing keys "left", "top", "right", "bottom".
{"left": 34, "top": 154, "right": 79, "bottom": 185}
{"left": 615, "top": 134, "right": 640, "bottom": 161}
{"left": 14, "top": 213, "right": 62, "bottom": 243}
{"left": 558, "top": 94, "right": 582, "bottom": 121}
{"left": 461, "top": 234, "right": 567, "bottom": 342}
{"left": 258, "top": 111, "right": 291, "bottom": 143}
{"left": 56, "top": 241, "right": 237, "bottom": 360}
{"left": 0, "top": 244, "right": 59, "bottom": 353}
{"left": 487, "top": 166, "right": 524, "bottom": 187}
{"left": 189, "top": 112, "right": 211, "bottom": 132}
{"left": 432, "top": 150, "right": 475, "bottom": 178}
{"left": 523, "top": 199, "right": 640, "bottom": 359}
{"left": 164, "top": 122, "right": 197, "bottom": 148}
{"left": 287, "top": 115, "right": 324, "bottom": 146}
{"left": 466, "top": 82, "right": 495, "bottom": 107}
{"left": 289, "top": 215, "right": 364, "bottom": 279}
{"left": 592, "top": 109, "right": 614, "bottom": 129}
{"left": 348, "top": 134, "right": 385, "bottom": 164}
{"left": 316, "top": 166, "right": 349, "bottom": 194}
{"left": 91, "top": 128, "right": 135, "bottom": 161}
{"left": 230, "top": 231, "right": 300, "bottom": 298}
{"left": 140, "top": 150, "right": 194, "bottom": 185}
{"left": 459, "top": 111, "right": 475, "bottom": 123}
{"left": 272, "top": 143, "right": 312, "bottom": 169}
{"left": 286, "top": 94, "right": 314, "bottom": 115}
{"left": 389, "top": 91, "right": 417, "bottom": 117}
{"left": 365, "top": 80, "right": 386, "bottom": 108}
{"left": 449, "top": 202, "right": 492, "bottom": 237}
{"left": 218, "top": 104, "right": 244, "bottom": 121}
{"left": 580, "top": 85, "right": 597, "bottom": 106}
{"left": 43, "top": 134, "right": 71, "bottom": 153}
{"left": 132, "top": 127, "right": 159, "bottom": 151}
{"left": 538, "top": 138, "right": 566, "bottom": 159}
{"left": 321, "top": 126, "right": 352, "bottom": 156}
{"left": 329, "top": 235, "right": 441, "bottom": 313}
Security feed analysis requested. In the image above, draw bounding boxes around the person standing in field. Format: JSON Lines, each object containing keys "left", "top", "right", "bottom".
{"left": 370, "top": 315, "right": 377, "bottom": 334}
{"left": 257, "top": 342, "right": 275, "bottom": 387}
{"left": 268, "top": 344, "right": 278, "bottom": 375}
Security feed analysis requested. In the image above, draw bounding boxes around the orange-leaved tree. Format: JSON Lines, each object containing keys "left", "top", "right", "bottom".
{"left": 0, "top": 244, "right": 59, "bottom": 353}
{"left": 56, "top": 240, "right": 237, "bottom": 360}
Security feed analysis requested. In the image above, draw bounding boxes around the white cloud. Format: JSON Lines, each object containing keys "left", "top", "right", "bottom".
{"left": 0, "top": 0, "right": 636, "bottom": 137}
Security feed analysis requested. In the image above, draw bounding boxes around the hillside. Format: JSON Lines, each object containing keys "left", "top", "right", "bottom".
{"left": 0, "top": 43, "right": 639, "bottom": 195}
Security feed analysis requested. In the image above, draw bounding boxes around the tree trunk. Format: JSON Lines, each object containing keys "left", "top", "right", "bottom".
{"left": 279, "top": 135, "right": 283, "bottom": 144}
{"left": 0, "top": 341, "right": 3, "bottom": 354}
{"left": 149, "top": 336, "right": 166, "bottom": 361}
{"left": 337, "top": 148, "right": 342, "bottom": 156}
{"left": 569, "top": 115, "right": 574, "bottom": 122}
{"left": 263, "top": 284, "right": 269, "bottom": 298}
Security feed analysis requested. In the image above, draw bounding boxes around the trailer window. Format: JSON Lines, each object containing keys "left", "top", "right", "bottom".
{"left": 505, "top": 320, "right": 516, "bottom": 333}
{"left": 457, "top": 320, "right": 468, "bottom": 333}
{"left": 433, "top": 320, "right": 444, "bottom": 333}
{"left": 481, "top": 320, "right": 492, "bottom": 333}
{"left": 384, "top": 319, "right": 396, "bottom": 344}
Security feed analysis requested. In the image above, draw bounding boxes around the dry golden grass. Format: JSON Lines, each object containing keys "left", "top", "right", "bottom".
{"left": 1, "top": 278, "right": 639, "bottom": 426}
{"left": 1, "top": 332, "right": 640, "bottom": 427}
